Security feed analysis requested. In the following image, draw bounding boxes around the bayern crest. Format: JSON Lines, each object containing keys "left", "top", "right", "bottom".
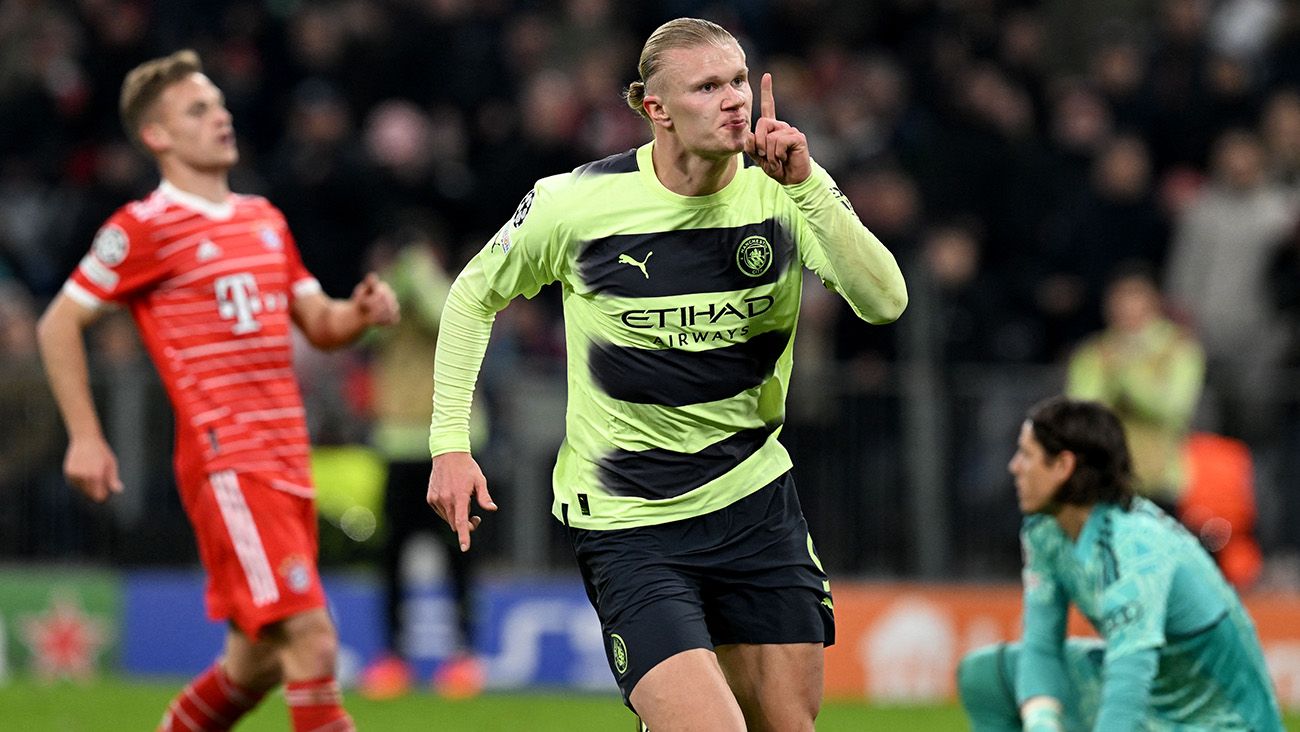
{"left": 736, "top": 235, "right": 772, "bottom": 277}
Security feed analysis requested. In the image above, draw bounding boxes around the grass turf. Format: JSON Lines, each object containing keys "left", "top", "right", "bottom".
{"left": 3, "top": 678, "right": 1297, "bottom": 730}
{"left": 2, "top": 678, "right": 969, "bottom": 730}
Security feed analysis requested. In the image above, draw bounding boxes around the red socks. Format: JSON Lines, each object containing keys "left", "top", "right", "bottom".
{"left": 157, "top": 662, "right": 264, "bottom": 731}
{"left": 284, "top": 676, "right": 354, "bottom": 732}
{"left": 157, "top": 665, "right": 351, "bottom": 731}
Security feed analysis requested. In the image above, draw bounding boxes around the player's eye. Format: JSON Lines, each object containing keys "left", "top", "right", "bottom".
{"left": 700, "top": 82, "right": 717, "bottom": 92}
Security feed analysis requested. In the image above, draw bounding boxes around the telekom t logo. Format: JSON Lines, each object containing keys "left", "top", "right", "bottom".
{"left": 215, "top": 272, "right": 263, "bottom": 334}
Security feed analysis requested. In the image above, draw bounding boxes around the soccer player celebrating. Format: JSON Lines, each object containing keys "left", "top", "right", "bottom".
{"left": 425, "top": 17, "right": 906, "bottom": 732}
{"left": 958, "top": 397, "right": 1283, "bottom": 732}
{"left": 36, "top": 50, "right": 398, "bottom": 732}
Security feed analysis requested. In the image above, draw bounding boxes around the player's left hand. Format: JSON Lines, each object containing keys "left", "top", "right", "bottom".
{"left": 744, "top": 73, "right": 811, "bottom": 186}
{"left": 352, "top": 272, "right": 400, "bottom": 326}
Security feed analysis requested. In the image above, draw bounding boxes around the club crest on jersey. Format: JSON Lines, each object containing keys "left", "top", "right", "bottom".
{"left": 259, "top": 226, "right": 283, "bottom": 251}
{"left": 280, "top": 556, "right": 313, "bottom": 594}
{"left": 736, "top": 235, "right": 772, "bottom": 277}
{"left": 92, "top": 225, "right": 129, "bottom": 267}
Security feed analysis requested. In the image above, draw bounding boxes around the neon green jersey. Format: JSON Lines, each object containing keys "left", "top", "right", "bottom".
{"left": 430, "top": 143, "right": 905, "bottom": 529}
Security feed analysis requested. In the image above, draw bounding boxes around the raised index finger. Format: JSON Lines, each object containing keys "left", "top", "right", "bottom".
{"left": 761, "top": 72, "right": 775, "bottom": 120}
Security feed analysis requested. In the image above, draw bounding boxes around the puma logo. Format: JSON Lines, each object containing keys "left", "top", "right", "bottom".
{"left": 618, "top": 251, "right": 653, "bottom": 279}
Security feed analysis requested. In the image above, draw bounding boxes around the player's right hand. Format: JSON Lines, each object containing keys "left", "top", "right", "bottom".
{"left": 427, "top": 451, "right": 498, "bottom": 552}
{"left": 64, "top": 436, "right": 123, "bottom": 503}
{"left": 744, "top": 72, "right": 811, "bottom": 186}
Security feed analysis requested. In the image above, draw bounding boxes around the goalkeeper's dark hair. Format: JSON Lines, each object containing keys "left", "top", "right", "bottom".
{"left": 1026, "top": 396, "right": 1135, "bottom": 509}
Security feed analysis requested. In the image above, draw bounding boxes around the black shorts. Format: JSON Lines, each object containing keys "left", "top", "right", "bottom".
{"left": 568, "top": 472, "right": 835, "bottom": 706}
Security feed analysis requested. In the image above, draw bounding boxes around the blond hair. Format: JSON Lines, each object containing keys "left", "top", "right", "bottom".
{"left": 624, "top": 18, "right": 738, "bottom": 120}
{"left": 119, "top": 49, "right": 203, "bottom": 149}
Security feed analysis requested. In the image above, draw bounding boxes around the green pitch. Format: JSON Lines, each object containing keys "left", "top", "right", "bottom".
{"left": 1, "top": 678, "right": 969, "bottom": 730}
{"left": 4, "top": 679, "right": 1297, "bottom": 730}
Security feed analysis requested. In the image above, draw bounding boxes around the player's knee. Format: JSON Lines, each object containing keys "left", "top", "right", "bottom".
{"left": 956, "top": 644, "right": 1002, "bottom": 708}
{"left": 281, "top": 612, "right": 340, "bottom": 671}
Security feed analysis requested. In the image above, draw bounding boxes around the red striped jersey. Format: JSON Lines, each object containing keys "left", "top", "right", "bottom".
{"left": 65, "top": 181, "right": 320, "bottom": 496}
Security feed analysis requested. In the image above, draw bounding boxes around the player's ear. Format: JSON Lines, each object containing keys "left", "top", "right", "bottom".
{"left": 1052, "top": 450, "right": 1077, "bottom": 479}
{"left": 644, "top": 95, "right": 671, "bottom": 129}
{"left": 139, "top": 121, "right": 170, "bottom": 154}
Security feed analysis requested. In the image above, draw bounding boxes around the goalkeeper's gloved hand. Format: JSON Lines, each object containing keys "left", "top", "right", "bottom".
{"left": 1022, "top": 697, "right": 1065, "bottom": 732}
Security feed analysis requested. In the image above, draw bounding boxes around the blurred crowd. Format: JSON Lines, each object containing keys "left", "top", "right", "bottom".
{"left": 4, "top": 0, "right": 1300, "bottom": 577}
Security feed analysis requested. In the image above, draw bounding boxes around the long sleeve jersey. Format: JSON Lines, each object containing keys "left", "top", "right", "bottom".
{"left": 429, "top": 143, "right": 905, "bottom": 529}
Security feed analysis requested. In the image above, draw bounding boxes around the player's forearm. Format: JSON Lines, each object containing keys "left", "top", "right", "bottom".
{"left": 36, "top": 300, "right": 105, "bottom": 441}
{"left": 298, "top": 298, "right": 371, "bottom": 350}
{"left": 428, "top": 279, "right": 496, "bottom": 457}
{"left": 785, "top": 163, "right": 907, "bottom": 324}
{"left": 1093, "top": 649, "right": 1157, "bottom": 731}
{"left": 1017, "top": 592, "right": 1071, "bottom": 703}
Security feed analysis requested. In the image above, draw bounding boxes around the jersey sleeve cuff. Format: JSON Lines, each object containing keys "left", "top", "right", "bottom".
{"left": 781, "top": 160, "right": 831, "bottom": 201}
{"left": 291, "top": 277, "right": 322, "bottom": 298}
{"left": 62, "top": 280, "right": 107, "bottom": 310}
{"left": 429, "top": 433, "right": 472, "bottom": 458}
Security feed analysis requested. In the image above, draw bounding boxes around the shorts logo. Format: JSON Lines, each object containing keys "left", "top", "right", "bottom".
{"left": 736, "top": 236, "right": 772, "bottom": 277}
{"left": 610, "top": 633, "right": 629, "bottom": 676}
{"left": 279, "top": 556, "right": 312, "bottom": 594}
{"left": 93, "top": 225, "right": 129, "bottom": 267}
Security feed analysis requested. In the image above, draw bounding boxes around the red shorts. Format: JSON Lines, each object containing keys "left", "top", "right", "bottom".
{"left": 180, "top": 469, "right": 327, "bottom": 640}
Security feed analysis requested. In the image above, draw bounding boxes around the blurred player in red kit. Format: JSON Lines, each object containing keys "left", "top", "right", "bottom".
{"left": 36, "top": 50, "right": 399, "bottom": 731}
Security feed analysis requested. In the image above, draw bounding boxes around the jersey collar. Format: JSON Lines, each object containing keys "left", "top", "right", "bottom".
{"left": 1073, "top": 503, "right": 1112, "bottom": 559}
{"left": 637, "top": 142, "right": 747, "bottom": 207}
{"left": 158, "top": 180, "right": 235, "bottom": 220}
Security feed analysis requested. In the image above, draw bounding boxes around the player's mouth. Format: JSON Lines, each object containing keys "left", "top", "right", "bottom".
{"left": 721, "top": 117, "right": 748, "bottom": 130}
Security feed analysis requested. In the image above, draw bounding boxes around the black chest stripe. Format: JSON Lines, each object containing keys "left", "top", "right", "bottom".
{"left": 589, "top": 330, "right": 791, "bottom": 407}
{"left": 576, "top": 221, "right": 793, "bottom": 298}
{"left": 598, "top": 424, "right": 779, "bottom": 500}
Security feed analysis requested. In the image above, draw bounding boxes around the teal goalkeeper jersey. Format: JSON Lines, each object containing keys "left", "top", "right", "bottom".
{"left": 429, "top": 143, "right": 905, "bottom": 529}
{"left": 1018, "top": 499, "right": 1283, "bottom": 731}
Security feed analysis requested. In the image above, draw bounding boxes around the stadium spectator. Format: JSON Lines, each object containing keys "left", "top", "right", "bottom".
{"left": 1043, "top": 135, "right": 1170, "bottom": 350}
{"left": 1260, "top": 87, "right": 1300, "bottom": 196}
{"left": 0, "top": 282, "right": 64, "bottom": 556}
{"left": 424, "top": 16, "right": 906, "bottom": 731}
{"left": 957, "top": 396, "right": 1284, "bottom": 731}
{"left": 1164, "top": 129, "right": 1294, "bottom": 541}
{"left": 34, "top": 50, "right": 398, "bottom": 731}
{"left": 1066, "top": 263, "right": 1205, "bottom": 510}
{"left": 360, "top": 218, "right": 485, "bottom": 700}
